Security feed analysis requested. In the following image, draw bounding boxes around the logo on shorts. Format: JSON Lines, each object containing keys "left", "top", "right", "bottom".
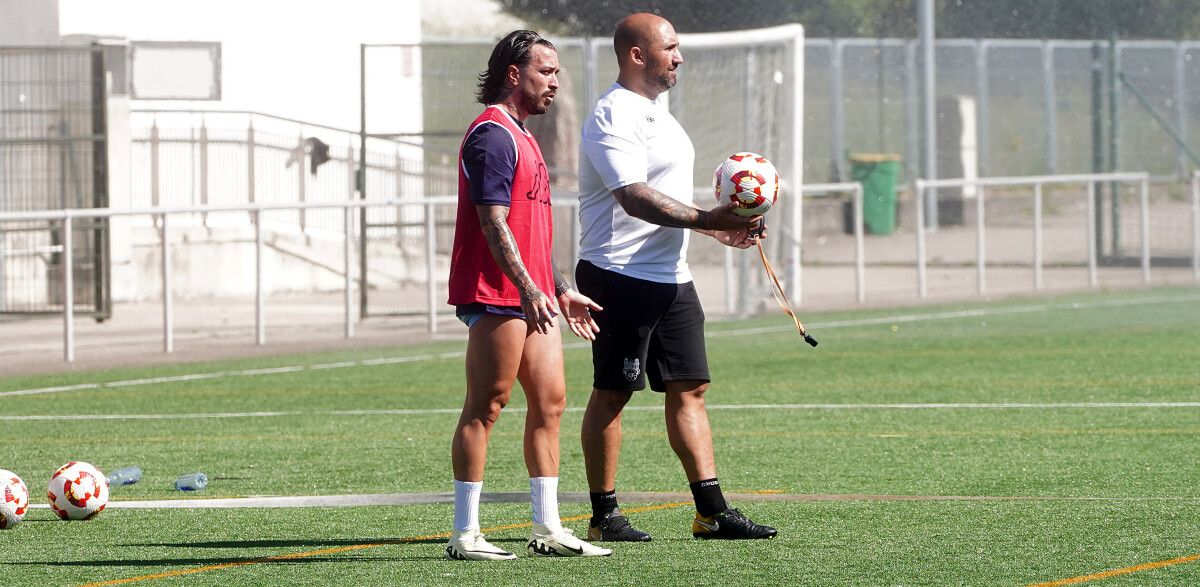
{"left": 623, "top": 358, "right": 640, "bottom": 382}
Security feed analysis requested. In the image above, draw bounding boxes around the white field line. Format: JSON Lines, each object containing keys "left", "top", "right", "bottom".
{"left": 3, "top": 292, "right": 1198, "bottom": 400}
{"left": 5, "top": 402, "right": 1200, "bottom": 422}
{"left": 25, "top": 491, "right": 1200, "bottom": 510}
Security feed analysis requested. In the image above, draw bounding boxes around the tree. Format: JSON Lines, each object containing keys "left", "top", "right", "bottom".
{"left": 499, "top": 0, "right": 1200, "bottom": 39}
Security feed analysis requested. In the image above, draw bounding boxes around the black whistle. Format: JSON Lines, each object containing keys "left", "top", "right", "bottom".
{"left": 803, "top": 334, "right": 818, "bottom": 347}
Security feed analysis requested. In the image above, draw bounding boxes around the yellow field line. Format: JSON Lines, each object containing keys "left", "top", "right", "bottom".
{"left": 1028, "top": 552, "right": 1200, "bottom": 586}
{"left": 77, "top": 501, "right": 692, "bottom": 587}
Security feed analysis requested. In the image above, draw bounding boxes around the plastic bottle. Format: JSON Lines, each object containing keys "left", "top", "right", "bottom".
{"left": 106, "top": 466, "right": 142, "bottom": 486}
{"left": 173, "top": 472, "right": 208, "bottom": 491}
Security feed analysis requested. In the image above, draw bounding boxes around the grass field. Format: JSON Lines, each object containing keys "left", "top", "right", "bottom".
{"left": 2, "top": 287, "right": 1199, "bottom": 586}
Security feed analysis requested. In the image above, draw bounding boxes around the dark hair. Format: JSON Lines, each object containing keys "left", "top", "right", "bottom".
{"left": 476, "top": 30, "right": 555, "bottom": 105}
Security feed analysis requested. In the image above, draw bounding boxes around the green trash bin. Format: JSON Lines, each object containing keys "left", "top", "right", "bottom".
{"left": 849, "top": 153, "right": 901, "bottom": 235}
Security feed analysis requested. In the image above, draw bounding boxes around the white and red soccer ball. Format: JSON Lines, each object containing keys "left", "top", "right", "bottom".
{"left": 713, "top": 152, "right": 780, "bottom": 217}
{"left": 47, "top": 461, "right": 108, "bottom": 521}
{"left": 0, "top": 470, "right": 29, "bottom": 529}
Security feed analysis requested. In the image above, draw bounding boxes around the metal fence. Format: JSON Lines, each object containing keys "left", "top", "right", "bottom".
{"left": 0, "top": 46, "right": 110, "bottom": 318}
{"left": 811, "top": 38, "right": 1200, "bottom": 184}
{"left": 2, "top": 170, "right": 1196, "bottom": 363}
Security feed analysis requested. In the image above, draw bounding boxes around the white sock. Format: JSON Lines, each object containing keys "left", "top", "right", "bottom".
{"left": 530, "top": 476, "right": 562, "bottom": 532}
{"left": 453, "top": 479, "right": 482, "bottom": 533}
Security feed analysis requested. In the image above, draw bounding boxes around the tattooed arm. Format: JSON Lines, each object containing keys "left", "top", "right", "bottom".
{"left": 612, "top": 183, "right": 757, "bottom": 232}
{"left": 475, "top": 204, "right": 557, "bottom": 334}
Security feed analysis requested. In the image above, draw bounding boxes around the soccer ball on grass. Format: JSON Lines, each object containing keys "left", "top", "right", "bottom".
{"left": 48, "top": 461, "right": 108, "bottom": 521}
{"left": 0, "top": 470, "right": 29, "bottom": 529}
{"left": 712, "top": 152, "right": 780, "bottom": 217}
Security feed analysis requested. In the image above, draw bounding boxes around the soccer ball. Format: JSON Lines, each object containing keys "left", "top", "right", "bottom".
{"left": 713, "top": 152, "right": 780, "bottom": 217}
{"left": 0, "top": 470, "right": 29, "bottom": 529}
{"left": 47, "top": 461, "right": 108, "bottom": 521}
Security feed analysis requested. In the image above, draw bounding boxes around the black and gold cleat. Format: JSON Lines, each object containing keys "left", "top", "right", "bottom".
{"left": 587, "top": 508, "right": 652, "bottom": 542}
{"left": 692, "top": 508, "right": 777, "bottom": 540}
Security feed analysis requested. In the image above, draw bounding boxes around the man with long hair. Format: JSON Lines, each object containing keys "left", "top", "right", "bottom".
{"left": 577, "top": 13, "right": 778, "bottom": 542}
{"left": 445, "top": 30, "right": 611, "bottom": 560}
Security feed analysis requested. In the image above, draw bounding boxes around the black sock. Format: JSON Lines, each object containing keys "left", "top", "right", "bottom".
{"left": 590, "top": 490, "right": 618, "bottom": 526}
{"left": 689, "top": 478, "right": 729, "bottom": 518}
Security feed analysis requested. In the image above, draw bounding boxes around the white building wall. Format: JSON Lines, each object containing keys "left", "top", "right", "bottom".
{"left": 58, "top": 0, "right": 421, "bottom": 131}
{"left": 0, "top": 0, "right": 59, "bottom": 45}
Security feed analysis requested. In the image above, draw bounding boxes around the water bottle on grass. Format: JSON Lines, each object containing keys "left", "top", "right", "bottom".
{"left": 106, "top": 466, "right": 142, "bottom": 486}
{"left": 174, "top": 472, "right": 208, "bottom": 491}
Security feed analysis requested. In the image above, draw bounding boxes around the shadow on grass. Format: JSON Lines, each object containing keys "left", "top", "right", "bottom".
{"left": 124, "top": 538, "right": 446, "bottom": 548}
{"left": 6, "top": 555, "right": 442, "bottom": 567}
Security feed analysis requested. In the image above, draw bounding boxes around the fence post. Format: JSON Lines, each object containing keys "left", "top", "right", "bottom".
{"left": 1086, "top": 180, "right": 1098, "bottom": 288}
{"left": 297, "top": 133, "right": 307, "bottom": 233}
{"left": 247, "top": 123, "right": 256, "bottom": 204}
{"left": 1033, "top": 183, "right": 1043, "bottom": 290}
{"left": 915, "top": 180, "right": 927, "bottom": 298}
{"left": 976, "top": 186, "right": 986, "bottom": 294}
{"left": 975, "top": 40, "right": 990, "bottom": 178}
{"left": 1176, "top": 45, "right": 1189, "bottom": 179}
{"left": 1192, "top": 171, "right": 1199, "bottom": 283}
{"left": 904, "top": 41, "right": 920, "bottom": 184}
{"left": 150, "top": 121, "right": 160, "bottom": 207}
{"left": 854, "top": 184, "right": 865, "bottom": 304}
{"left": 161, "top": 213, "right": 173, "bottom": 353}
{"left": 1139, "top": 177, "right": 1151, "bottom": 284}
{"left": 62, "top": 216, "right": 74, "bottom": 363}
{"left": 255, "top": 208, "right": 265, "bottom": 345}
{"left": 1043, "top": 41, "right": 1057, "bottom": 174}
{"left": 344, "top": 205, "right": 354, "bottom": 339}
{"left": 199, "top": 120, "right": 209, "bottom": 227}
{"left": 425, "top": 200, "right": 437, "bottom": 333}
{"left": 830, "top": 39, "right": 846, "bottom": 181}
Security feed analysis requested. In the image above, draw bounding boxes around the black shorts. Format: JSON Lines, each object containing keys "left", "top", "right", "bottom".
{"left": 575, "top": 260, "right": 710, "bottom": 392}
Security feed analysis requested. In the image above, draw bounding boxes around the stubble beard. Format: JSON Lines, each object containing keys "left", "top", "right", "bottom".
{"left": 520, "top": 86, "right": 551, "bottom": 116}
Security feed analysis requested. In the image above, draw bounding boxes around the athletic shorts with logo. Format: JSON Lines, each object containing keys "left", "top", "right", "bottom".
{"left": 575, "top": 259, "right": 710, "bottom": 392}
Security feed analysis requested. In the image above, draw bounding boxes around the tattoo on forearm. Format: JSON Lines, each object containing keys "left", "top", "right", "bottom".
{"left": 477, "top": 206, "right": 540, "bottom": 299}
{"left": 553, "top": 264, "right": 571, "bottom": 296}
{"left": 614, "top": 183, "right": 711, "bottom": 230}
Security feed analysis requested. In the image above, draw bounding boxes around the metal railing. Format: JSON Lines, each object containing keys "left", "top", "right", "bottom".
{"left": 5, "top": 171, "right": 1196, "bottom": 363}
{"left": 0, "top": 197, "right": 463, "bottom": 362}
{"left": 801, "top": 182, "right": 866, "bottom": 304}
{"left": 912, "top": 172, "right": 1151, "bottom": 298}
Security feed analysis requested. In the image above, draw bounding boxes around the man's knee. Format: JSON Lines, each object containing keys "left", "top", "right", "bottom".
{"left": 667, "top": 380, "right": 709, "bottom": 400}
{"left": 589, "top": 389, "right": 634, "bottom": 414}
{"left": 466, "top": 391, "right": 510, "bottom": 427}
{"left": 530, "top": 386, "right": 567, "bottom": 421}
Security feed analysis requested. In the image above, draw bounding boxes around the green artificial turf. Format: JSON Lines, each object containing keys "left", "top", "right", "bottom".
{"left": 2, "top": 287, "right": 1199, "bottom": 585}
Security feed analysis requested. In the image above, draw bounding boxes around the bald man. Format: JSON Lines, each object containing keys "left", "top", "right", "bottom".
{"left": 575, "top": 13, "right": 778, "bottom": 542}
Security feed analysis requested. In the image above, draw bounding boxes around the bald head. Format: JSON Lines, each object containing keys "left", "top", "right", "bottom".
{"left": 614, "top": 13, "right": 671, "bottom": 63}
{"left": 612, "top": 12, "right": 682, "bottom": 99}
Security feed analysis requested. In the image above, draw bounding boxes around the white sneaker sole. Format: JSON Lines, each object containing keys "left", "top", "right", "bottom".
{"left": 445, "top": 545, "right": 518, "bottom": 561}
{"left": 527, "top": 538, "right": 612, "bottom": 557}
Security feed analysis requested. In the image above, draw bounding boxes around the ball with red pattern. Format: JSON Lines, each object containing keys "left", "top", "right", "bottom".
{"left": 0, "top": 469, "right": 29, "bottom": 529}
{"left": 47, "top": 461, "right": 108, "bottom": 521}
{"left": 712, "top": 152, "right": 780, "bottom": 217}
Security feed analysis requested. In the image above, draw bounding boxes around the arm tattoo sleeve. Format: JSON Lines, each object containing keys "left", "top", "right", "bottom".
{"left": 552, "top": 263, "right": 571, "bottom": 296}
{"left": 476, "top": 205, "right": 541, "bottom": 299}
{"left": 612, "top": 183, "right": 713, "bottom": 230}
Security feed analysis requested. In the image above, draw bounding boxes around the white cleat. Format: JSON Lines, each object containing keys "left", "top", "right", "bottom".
{"left": 527, "top": 524, "right": 613, "bottom": 557}
{"left": 445, "top": 529, "right": 518, "bottom": 561}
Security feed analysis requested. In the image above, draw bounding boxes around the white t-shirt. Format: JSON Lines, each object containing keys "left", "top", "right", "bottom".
{"left": 578, "top": 83, "right": 695, "bottom": 284}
